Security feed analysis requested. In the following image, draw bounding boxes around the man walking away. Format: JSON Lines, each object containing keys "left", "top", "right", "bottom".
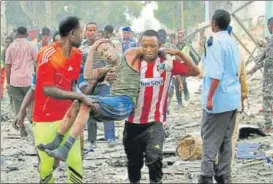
{"left": 5, "top": 27, "right": 38, "bottom": 122}
{"left": 198, "top": 10, "right": 241, "bottom": 184}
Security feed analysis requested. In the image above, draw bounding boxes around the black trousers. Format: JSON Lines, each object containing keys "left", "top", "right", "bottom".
{"left": 123, "top": 121, "right": 165, "bottom": 183}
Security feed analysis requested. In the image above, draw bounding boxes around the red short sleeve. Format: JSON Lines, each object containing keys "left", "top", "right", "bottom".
{"left": 171, "top": 60, "right": 189, "bottom": 76}
{"left": 37, "top": 62, "right": 54, "bottom": 87}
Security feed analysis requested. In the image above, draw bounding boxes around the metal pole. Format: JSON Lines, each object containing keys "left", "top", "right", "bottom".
{"left": 181, "top": 1, "right": 184, "bottom": 30}
{"left": 205, "top": 1, "right": 210, "bottom": 22}
{"left": 232, "top": 1, "right": 253, "bottom": 15}
{"left": 231, "top": 32, "right": 254, "bottom": 59}
{"left": 246, "top": 46, "right": 257, "bottom": 66}
{"left": 232, "top": 14, "right": 262, "bottom": 52}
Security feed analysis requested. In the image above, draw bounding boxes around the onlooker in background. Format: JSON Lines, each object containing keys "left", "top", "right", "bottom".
{"left": 104, "top": 25, "right": 122, "bottom": 53}
{"left": 104, "top": 25, "right": 114, "bottom": 39}
{"left": 5, "top": 26, "right": 38, "bottom": 123}
{"left": 174, "top": 30, "right": 200, "bottom": 108}
{"left": 130, "top": 30, "right": 137, "bottom": 43}
{"left": 9, "top": 29, "right": 17, "bottom": 40}
{"left": 53, "top": 31, "right": 60, "bottom": 42}
{"left": 12, "top": 32, "right": 61, "bottom": 138}
{"left": 121, "top": 26, "right": 136, "bottom": 53}
{"left": 98, "top": 30, "right": 104, "bottom": 39}
{"left": 169, "top": 33, "right": 176, "bottom": 44}
{"left": 157, "top": 29, "right": 183, "bottom": 114}
{"left": 37, "top": 27, "right": 51, "bottom": 50}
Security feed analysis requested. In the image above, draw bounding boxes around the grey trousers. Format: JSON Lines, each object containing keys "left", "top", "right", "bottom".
{"left": 200, "top": 109, "right": 237, "bottom": 179}
{"left": 9, "top": 85, "right": 33, "bottom": 123}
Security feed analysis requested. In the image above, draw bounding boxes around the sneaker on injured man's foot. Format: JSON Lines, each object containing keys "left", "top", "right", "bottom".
{"left": 45, "top": 145, "right": 69, "bottom": 162}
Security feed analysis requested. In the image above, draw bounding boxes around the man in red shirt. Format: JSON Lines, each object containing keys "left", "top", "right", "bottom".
{"left": 32, "top": 16, "right": 91, "bottom": 183}
{"left": 123, "top": 30, "right": 200, "bottom": 184}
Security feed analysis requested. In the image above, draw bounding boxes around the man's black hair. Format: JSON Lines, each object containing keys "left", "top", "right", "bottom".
{"left": 59, "top": 16, "right": 80, "bottom": 37}
{"left": 42, "top": 27, "right": 51, "bottom": 36}
{"left": 157, "top": 29, "right": 167, "bottom": 45}
{"left": 86, "top": 22, "right": 97, "bottom": 29}
{"left": 141, "top": 30, "right": 160, "bottom": 41}
{"left": 53, "top": 31, "right": 60, "bottom": 42}
{"left": 212, "top": 9, "right": 231, "bottom": 30}
{"left": 268, "top": 17, "right": 273, "bottom": 25}
{"left": 16, "top": 26, "right": 28, "bottom": 35}
{"left": 104, "top": 25, "right": 114, "bottom": 34}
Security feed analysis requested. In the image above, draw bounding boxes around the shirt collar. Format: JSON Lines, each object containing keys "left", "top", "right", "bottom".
{"left": 215, "top": 30, "right": 229, "bottom": 36}
{"left": 15, "top": 38, "right": 28, "bottom": 42}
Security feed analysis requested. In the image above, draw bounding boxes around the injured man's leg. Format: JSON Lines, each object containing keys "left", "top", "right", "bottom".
{"left": 41, "top": 95, "right": 134, "bottom": 161}
{"left": 37, "top": 100, "right": 81, "bottom": 151}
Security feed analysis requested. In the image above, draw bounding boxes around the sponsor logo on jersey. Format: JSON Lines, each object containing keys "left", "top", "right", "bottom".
{"left": 140, "top": 77, "right": 163, "bottom": 87}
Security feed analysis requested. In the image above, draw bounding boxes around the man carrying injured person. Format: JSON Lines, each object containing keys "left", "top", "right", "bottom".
{"left": 37, "top": 30, "right": 200, "bottom": 166}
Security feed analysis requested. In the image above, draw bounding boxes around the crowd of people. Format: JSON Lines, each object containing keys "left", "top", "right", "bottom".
{"left": 0, "top": 8, "right": 272, "bottom": 184}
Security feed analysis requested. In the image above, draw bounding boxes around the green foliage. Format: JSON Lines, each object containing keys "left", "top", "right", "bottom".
{"left": 6, "top": 1, "right": 32, "bottom": 28}
{"left": 73, "top": 1, "right": 143, "bottom": 29}
{"left": 154, "top": 1, "right": 205, "bottom": 31}
{"left": 154, "top": 1, "right": 181, "bottom": 30}
{"left": 5, "top": 1, "right": 143, "bottom": 30}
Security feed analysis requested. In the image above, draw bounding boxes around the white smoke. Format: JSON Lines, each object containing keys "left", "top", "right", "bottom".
{"left": 131, "top": 2, "right": 161, "bottom": 32}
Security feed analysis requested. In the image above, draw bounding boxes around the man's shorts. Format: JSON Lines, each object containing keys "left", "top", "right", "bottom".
{"left": 88, "top": 95, "right": 134, "bottom": 122}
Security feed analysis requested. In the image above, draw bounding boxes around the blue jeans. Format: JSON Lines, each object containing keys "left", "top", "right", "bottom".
{"left": 87, "top": 84, "right": 133, "bottom": 142}
{"left": 87, "top": 84, "right": 114, "bottom": 142}
{"left": 88, "top": 95, "right": 133, "bottom": 122}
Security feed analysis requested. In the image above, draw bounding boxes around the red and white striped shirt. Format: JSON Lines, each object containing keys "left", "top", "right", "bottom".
{"left": 5, "top": 38, "right": 38, "bottom": 87}
{"left": 127, "top": 56, "right": 188, "bottom": 124}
